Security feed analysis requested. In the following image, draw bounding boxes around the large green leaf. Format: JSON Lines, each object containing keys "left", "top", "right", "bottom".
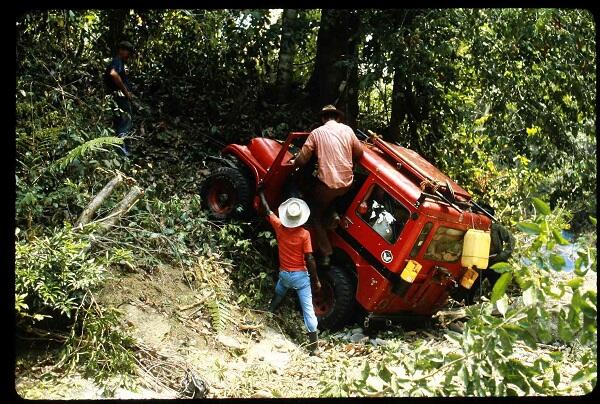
{"left": 549, "top": 254, "right": 566, "bottom": 271}
{"left": 490, "top": 262, "right": 511, "bottom": 273}
{"left": 551, "top": 229, "right": 570, "bottom": 246}
{"left": 532, "top": 197, "right": 551, "bottom": 215}
{"left": 517, "top": 222, "right": 541, "bottom": 235}
{"left": 491, "top": 272, "right": 513, "bottom": 303}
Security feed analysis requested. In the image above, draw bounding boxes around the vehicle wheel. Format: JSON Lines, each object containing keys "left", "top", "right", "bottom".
{"left": 312, "top": 266, "right": 356, "bottom": 331}
{"left": 200, "top": 166, "right": 252, "bottom": 220}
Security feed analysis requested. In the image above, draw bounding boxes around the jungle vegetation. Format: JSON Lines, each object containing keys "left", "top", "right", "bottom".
{"left": 14, "top": 9, "right": 596, "bottom": 396}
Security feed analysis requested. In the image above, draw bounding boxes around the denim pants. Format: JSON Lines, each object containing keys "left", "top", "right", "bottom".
{"left": 274, "top": 270, "right": 318, "bottom": 333}
{"left": 113, "top": 95, "right": 133, "bottom": 136}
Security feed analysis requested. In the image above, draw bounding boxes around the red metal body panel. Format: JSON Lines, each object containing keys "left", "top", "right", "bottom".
{"left": 372, "top": 138, "right": 471, "bottom": 201}
{"left": 220, "top": 132, "right": 492, "bottom": 317}
{"left": 222, "top": 133, "right": 309, "bottom": 210}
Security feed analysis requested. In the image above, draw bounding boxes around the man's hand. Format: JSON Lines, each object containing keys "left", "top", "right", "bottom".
{"left": 258, "top": 189, "right": 270, "bottom": 216}
{"left": 312, "top": 278, "right": 322, "bottom": 292}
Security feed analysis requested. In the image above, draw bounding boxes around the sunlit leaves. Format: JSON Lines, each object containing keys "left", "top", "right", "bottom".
{"left": 549, "top": 253, "right": 566, "bottom": 271}
{"left": 491, "top": 272, "right": 513, "bottom": 303}
{"left": 532, "top": 198, "right": 551, "bottom": 216}
{"left": 517, "top": 222, "right": 541, "bottom": 235}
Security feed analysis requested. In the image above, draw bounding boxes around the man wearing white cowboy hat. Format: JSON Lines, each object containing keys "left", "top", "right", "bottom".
{"left": 290, "top": 104, "right": 364, "bottom": 266}
{"left": 258, "top": 190, "right": 321, "bottom": 356}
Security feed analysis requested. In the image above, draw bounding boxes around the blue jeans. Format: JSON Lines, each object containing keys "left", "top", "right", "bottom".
{"left": 274, "top": 270, "right": 318, "bottom": 333}
{"left": 113, "top": 95, "right": 133, "bottom": 136}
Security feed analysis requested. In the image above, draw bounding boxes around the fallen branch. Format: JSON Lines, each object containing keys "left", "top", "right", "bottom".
{"left": 178, "top": 300, "right": 203, "bottom": 311}
{"left": 238, "top": 324, "right": 263, "bottom": 332}
{"left": 98, "top": 185, "right": 144, "bottom": 232}
{"left": 75, "top": 174, "right": 123, "bottom": 227}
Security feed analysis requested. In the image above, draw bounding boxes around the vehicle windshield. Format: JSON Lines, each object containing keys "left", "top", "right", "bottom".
{"left": 423, "top": 226, "right": 465, "bottom": 262}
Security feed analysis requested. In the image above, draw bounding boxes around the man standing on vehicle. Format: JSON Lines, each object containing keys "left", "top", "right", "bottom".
{"left": 290, "top": 105, "right": 364, "bottom": 267}
{"left": 105, "top": 40, "right": 135, "bottom": 156}
{"left": 258, "top": 190, "right": 321, "bottom": 356}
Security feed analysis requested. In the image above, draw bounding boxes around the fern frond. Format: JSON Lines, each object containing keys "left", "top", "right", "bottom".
{"left": 206, "top": 298, "right": 232, "bottom": 333}
{"left": 52, "top": 136, "right": 123, "bottom": 171}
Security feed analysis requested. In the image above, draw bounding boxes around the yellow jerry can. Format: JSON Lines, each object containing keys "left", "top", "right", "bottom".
{"left": 460, "top": 267, "right": 479, "bottom": 289}
{"left": 461, "top": 229, "right": 491, "bottom": 269}
{"left": 400, "top": 260, "right": 422, "bottom": 283}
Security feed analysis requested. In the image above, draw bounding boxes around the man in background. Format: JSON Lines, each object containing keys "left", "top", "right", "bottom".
{"left": 105, "top": 40, "right": 135, "bottom": 156}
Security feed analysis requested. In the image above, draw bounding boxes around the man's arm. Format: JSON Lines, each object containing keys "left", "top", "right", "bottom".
{"left": 290, "top": 134, "right": 315, "bottom": 170}
{"left": 351, "top": 133, "right": 364, "bottom": 163}
{"left": 258, "top": 190, "right": 272, "bottom": 216}
{"left": 109, "top": 68, "right": 132, "bottom": 99}
{"left": 305, "top": 253, "right": 320, "bottom": 291}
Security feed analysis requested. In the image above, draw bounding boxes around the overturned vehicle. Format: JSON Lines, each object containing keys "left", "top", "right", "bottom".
{"left": 201, "top": 131, "right": 503, "bottom": 330}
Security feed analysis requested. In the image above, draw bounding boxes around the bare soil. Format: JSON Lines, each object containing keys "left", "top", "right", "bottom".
{"left": 15, "top": 258, "right": 596, "bottom": 399}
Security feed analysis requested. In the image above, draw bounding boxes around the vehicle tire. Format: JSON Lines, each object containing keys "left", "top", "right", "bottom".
{"left": 312, "top": 266, "right": 357, "bottom": 331}
{"left": 200, "top": 166, "right": 253, "bottom": 220}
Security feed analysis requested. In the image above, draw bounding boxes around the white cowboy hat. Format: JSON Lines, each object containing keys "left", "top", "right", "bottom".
{"left": 278, "top": 198, "right": 310, "bottom": 228}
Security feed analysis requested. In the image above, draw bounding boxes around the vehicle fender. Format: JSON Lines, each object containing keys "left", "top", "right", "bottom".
{"left": 222, "top": 144, "right": 265, "bottom": 188}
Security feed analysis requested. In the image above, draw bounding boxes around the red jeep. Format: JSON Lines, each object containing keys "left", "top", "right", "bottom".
{"left": 201, "top": 132, "right": 493, "bottom": 330}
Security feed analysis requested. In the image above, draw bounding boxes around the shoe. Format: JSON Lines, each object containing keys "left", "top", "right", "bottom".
{"left": 307, "top": 331, "right": 319, "bottom": 356}
{"left": 268, "top": 293, "right": 284, "bottom": 313}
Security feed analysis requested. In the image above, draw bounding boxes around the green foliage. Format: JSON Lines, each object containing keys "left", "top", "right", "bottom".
{"left": 319, "top": 199, "right": 597, "bottom": 396}
{"left": 15, "top": 225, "right": 104, "bottom": 325}
{"left": 206, "top": 298, "right": 233, "bottom": 333}
{"left": 52, "top": 136, "right": 123, "bottom": 171}
{"left": 59, "top": 296, "right": 137, "bottom": 396}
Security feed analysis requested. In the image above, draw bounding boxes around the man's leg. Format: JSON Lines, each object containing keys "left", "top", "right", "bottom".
{"left": 309, "top": 181, "right": 350, "bottom": 263}
{"left": 290, "top": 271, "right": 319, "bottom": 355}
{"left": 269, "top": 271, "right": 289, "bottom": 313}
{"left": 114, "top": 96, "right": 132, "bottom": 155}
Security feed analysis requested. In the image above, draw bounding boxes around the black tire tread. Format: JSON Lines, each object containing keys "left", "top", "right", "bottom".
{"left": 317, "top": 266, "right": 357, "bottom": 331}
{"left": 200, "top": 166, "right": 253, "bottom": 220}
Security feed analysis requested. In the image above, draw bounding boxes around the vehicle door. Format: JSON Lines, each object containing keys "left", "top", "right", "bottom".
{"left": 339, "top": 175, "right": 418, "bottom": 272}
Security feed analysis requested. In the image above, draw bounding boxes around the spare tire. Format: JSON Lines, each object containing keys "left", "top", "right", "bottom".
{"left": 200, "top": 166, "right": 253, "bottom": 220}
{"left": 313, "top": 266, "right": 357, "bottom": 331}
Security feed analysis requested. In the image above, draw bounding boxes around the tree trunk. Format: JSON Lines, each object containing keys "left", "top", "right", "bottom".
{"left": 99, "top": 186, "right": 144, "bottom": 232}
{"left": 99, "top": 9, "right": 128, "bottom": 54}
{"left": 389, "top": 67, "right": 409, "bottom": 143}
{"left": 306, "top": 9, "right": 361, "bottom": 128}
{"left": 274, "top": 9, "right": 298, "bottom": 103}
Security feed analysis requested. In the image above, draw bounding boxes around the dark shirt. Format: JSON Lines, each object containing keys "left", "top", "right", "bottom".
{"left": 489, "top": 223, "right": 515, "bottom": 265}
{"left": 105, "top": 57, "right": 130, "bottom": 92}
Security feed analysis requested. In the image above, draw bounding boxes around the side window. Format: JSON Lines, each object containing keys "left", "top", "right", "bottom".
{"left": 356, "top": 184, "right": 410, "bottom": 244}
{"left": 424, "top": 226, "right": 465, "bottom": 263}
{"left": 410, "top": 222, "right": 433, "bottom": 257}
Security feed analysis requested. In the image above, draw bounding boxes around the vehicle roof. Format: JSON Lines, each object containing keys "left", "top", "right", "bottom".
{"left": 360, "top": 142, "right": 485, "bottom": 227}
{"left": 360, "top": 146, "right": 423, "bottom": 205}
